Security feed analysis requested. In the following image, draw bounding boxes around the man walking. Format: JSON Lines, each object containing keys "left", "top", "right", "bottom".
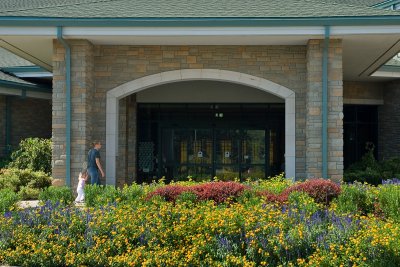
{"left": 87, "top": 141, "right": 105, "bottom": 185}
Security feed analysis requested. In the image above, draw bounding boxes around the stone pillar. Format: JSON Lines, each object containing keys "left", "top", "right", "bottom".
{"left": 116, "top": 94, "right": 137, "bottom": 187}
{"left": 379, "top": 81, "right": 400, "bottom": 159}
{"left": 0, "top": 96, "right": 6, "bottom": 158}
{"left": 127, "top": 95, "right": 137, "bottom": 184}
{"left": 52, "top": 39, "right": 94, "bottom": 187}
{"left": 306, "top": 39, "right": 343, "bottom": 181}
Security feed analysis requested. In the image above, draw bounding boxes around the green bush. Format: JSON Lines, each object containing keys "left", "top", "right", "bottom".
{"left": 0, "top": 157, "right": 10, "bottom": 169}
{"left": 176, "top": 191, "right": 198, "bottom": 204}
{"left": 345, "top": 144, "right": 400, "bottom": 185}
{"left": 377, "top": 184, "right": 400, "bottom": 222}
{"left": 18, "top": 186, "right": 41, "bottom": 200}
{"left": 0, "top": 168, "right": 52, "bottom": 199}
{"left": 334, "top": 183, "right": 374, "bottom": 215}
{"left": 85, "top": 185, "right": 122, "bottom": 207}
{"left": 120, "top": 183, "right": 145, "bottom": 204}
{"left": 0, "top": 188, "right": 20, "bottom": 213}
{"left": 39, "top": 186, "right": 73, "bottom": 206}
{"left": 343, "top": 169, "right": 382, "bottom": 185}
{"left": 8, "top": 138, "right": 52, "bottom": 174}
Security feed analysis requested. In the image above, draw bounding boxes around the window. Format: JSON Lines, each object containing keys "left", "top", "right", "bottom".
{"left": 343, "top": 105, "right": 379, "bottom": 169}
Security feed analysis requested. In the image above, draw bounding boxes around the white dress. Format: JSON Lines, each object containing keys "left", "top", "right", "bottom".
{"left": 75, "top": 173, "right": 86, "bottom": 202}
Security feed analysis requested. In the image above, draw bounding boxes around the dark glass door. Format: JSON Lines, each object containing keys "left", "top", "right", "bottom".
{"left": 137, "top": 103, "right": 285, "bottom": 183}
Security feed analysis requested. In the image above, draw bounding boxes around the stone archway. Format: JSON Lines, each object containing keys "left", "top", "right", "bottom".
{"left": 106, "top": 69, "right": 296, "bottom": 185}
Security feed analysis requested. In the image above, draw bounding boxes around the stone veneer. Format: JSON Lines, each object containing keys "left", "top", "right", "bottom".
{"left": 306, "top": 39, "right": 344, "bottom": 182}
{"left": 0, "top": 95, "right": 51, "bottom": 158}
{"left": 52, "top": 41, "right": 346, "bottom": 187}
{"left": 379, "top": 81, "right": 400, "bottom": 160}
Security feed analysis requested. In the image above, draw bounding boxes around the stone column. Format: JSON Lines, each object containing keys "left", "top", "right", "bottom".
{"left": 52, "top": 39, "right": 94, "bottom": 187}
{"left": 115, "top": 94, "right": 137, "bottom": 187}
{"left": 379, "top": 81, "right": 400, "bottom": 159}
{"left": 127, "top": 94, "right": 137, "bottom": 184}
{"left": 306, "top": 39, "right": 343, "bottom": 181}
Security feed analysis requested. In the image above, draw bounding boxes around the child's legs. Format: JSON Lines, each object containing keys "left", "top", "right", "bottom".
{"left": 75, "top": 187, "right": 84, "bottom": 202}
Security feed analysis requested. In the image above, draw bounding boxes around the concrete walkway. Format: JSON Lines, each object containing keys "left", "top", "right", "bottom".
{"left": 18, "top": 200, "right": 85, "bottom": 209}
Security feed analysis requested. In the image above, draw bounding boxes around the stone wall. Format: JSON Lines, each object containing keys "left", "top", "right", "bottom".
{"left": 306, "top": 39, "right": 343, "bottom": 181}
{"left": 52, "top": 41, "right": 347, "bottom": 186}
{"left": 92, "top": 45, "right": 308, "bottom": 183}
{"left": 379, "top": 81, "right": 400, "bottom": 160}
{"left": 0, "top": 95, "right": 51, "bottom": 158}
{"left": 52, "top": 40, "right": 94, "bottom": 188}
{"left": 344, "top": 81, "right": 383, "bottom": 104}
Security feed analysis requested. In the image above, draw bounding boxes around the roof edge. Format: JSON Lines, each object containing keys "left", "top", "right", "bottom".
{"left": 0, "top": 16, "right": 400, "bottom": 27}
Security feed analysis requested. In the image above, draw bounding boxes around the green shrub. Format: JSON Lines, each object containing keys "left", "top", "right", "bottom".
{"left": 377, "top": 184, "right": 400, "bottom": 222}
{"left": 343, "top": 169, "right": 382, "bottom": 185}
{"left": 0, "top": 157, "right": 10, "bottom": 169}
{"left": 8, "top": 138, "right": 52, "bottom": 174}
{"left": 345, "top": 144, "right": 400, "bottom": 184}
{"left": 18, "top": 186, "right": 41, "bottom": 200}
{"left": 39, "top": 186, "right": 73, "bottom": 206}
{"left": 247, "top": 173, "right": 292, "bottom": 194}
{"left": 85, "top": 185, "right": 122, "bottom": 207}
{"left": 237, "top": 189, "right": 261, "bottom": 206}
{"left": 176, "top": 191, "right": 198, "bottom": 204}
{"left": 0, "top": 188, "right": 20, "bottom": 213}
{"left": 120, "top": 184, "right": 145, "bottom": 204}
{"left": 334, "top": 183, "right": 374, "bottom": 215}
{"left": 0, "top": 168, "right": 52, "bottom": 193}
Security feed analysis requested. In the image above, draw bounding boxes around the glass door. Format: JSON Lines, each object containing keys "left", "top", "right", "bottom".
{"left": 241, "top": 129, "right": 267, "bottom": 180}
{"left": 214, "top": 129, "right": 241, "bottom": 180}
{"left": 161, "top": 128, "right": 213, "bottom": 182}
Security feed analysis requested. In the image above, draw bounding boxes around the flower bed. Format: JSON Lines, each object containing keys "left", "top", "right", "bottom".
{"left": 1, "top": 177, "right": 400, "bottom": 267}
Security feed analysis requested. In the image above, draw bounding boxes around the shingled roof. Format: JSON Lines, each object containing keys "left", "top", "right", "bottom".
{"left": 0, "top": 48, "right": 34, "bottom": 68}
{"left": 0, "top": 0, "right": 398, "bottom": 18}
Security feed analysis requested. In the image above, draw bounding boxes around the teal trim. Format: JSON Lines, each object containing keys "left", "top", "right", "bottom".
{"left": 1, "top": 66, "right": 48, "bottom": 73}
{"left": 5, "top": 96, "right": 11, "bottom": 155}
{"left": 322, "top": 26, "right": 330, "bottom": 179}
{"left": 0, "top": 79, "right": 51, "bottom": 92}
{"left": 0, "top": 16, "right": 400, "bottom": 27}
{"left": 57, "top": 26, "right": 71, "bottom": 188}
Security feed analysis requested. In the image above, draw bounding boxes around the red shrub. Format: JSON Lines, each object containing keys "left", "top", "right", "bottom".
{"left": 258, "top": 190, "right": 289, "bottom": 203}
{"left": 282, "top": 179, "right": 341, "bottom": 205}
{"left": 146, "top": 185, "right": 189, "bottom": 202}
{"left": 191, "top": 181, "right": 249, "bottom": 203}
{"left": 147, "top": 181, "right": 248, "bottom": 204}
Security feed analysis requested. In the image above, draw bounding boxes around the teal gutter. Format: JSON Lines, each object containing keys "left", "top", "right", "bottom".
{"left": 322, "top": 26, "right": 330, "bottom": 179}
{"left": 56, "top": 26, "right": 71, "bottom": 187}
{"left": 0, "top": 79, "right": 51, "bottom": 92}
{"left": 1, "top": 16, "right": 400, "bottom": 27}
{"left": 1, "top": 66, "right": 49, "bottom": 74}
{"left": 5, "top": 96, "right": 11, "bottom": 155}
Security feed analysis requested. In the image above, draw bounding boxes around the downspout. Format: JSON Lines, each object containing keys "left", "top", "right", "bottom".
{"left": 57, "top": 26, "right": 71, "bottom": 187}
{"left": 322, "top": 26, "right": 330, "bottom": 179}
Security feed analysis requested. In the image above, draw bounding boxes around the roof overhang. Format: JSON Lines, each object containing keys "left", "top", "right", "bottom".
{"left": 0, "top": 19, "right": 399, "bottom": 81}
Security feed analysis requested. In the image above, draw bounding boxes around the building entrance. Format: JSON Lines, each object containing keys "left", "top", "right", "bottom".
{"left": 137, "top": 104, "right": 284, "bottom": 183}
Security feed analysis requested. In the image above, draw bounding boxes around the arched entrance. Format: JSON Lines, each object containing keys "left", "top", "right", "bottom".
{"left": 106, "top": 69, "right": 296, "bottom": 185}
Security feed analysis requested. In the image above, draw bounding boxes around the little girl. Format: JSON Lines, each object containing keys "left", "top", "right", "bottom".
{"left": 75, "top": 169, "right": 88, "bottom": 203}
